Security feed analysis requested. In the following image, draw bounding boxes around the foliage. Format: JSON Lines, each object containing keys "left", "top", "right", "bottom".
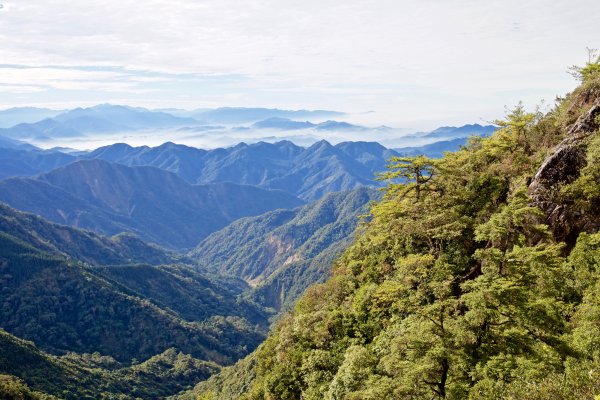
{"left": 0, "top": 374, "right": 56, "bottom": 400}
{"left": 0, "top": 204, "right": 179, "bottom": 266}
{"left": 0, "top": 329, "right": 219, "bottom": 399}
{"left": 569, "top": 48, "right": 600, "bottom": 82}
{"left": 191, "top": 75, "right": 600, "bottom": 399}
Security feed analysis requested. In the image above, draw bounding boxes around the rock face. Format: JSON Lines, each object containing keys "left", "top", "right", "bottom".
{"left": 529, "top": 102, "right": 600, "bottom": 248}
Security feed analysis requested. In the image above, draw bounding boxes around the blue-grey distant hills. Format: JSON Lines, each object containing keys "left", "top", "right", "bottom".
{"left": 0, "top": 104, "right": 351, "bottom": 141}
{"left": 395, "top": 124, "right": 496, "bottom": 157}
{"left": 412, "top": 123, "right": 496, "bottom": 141}
{"left": 167, "top": 107, "right": 345, "bottom": 124}
{"left": 0, "top": 139, "right": 397, "bottom": 200}
{"left": 395, "top": 137, "right": 474, "bottom": 158}
{"left": 251, "top": 117, "right": 364, "bottom": 131}
{"left": 0, "top": 107, "right": 63, "bottom": 128}
{"left": 0, "top": 104, "right": 201, "bottom": 140}
{"left": 0, "top": 134, "right": 38, "bottom": 151}
{"left": 0, "top": 159, "right": 303, "bottom": 250}
{"left": 82, "top": 140, "right": 398, "bottom": 200}
{"left": 0, "top": 146, "right": 75, "bottom": 179}
{"left": 53, "top": 104, "right": 200, "bottom": 131}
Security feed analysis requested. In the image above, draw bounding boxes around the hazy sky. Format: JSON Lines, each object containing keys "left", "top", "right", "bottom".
{"left": 0, "top": 0, "right": 598, "bottom": 130}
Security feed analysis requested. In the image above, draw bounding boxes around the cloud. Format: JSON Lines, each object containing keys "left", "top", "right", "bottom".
{"left": 0, "top": 84, "right": 45, "bottom": 93}
{"left": 0, "top": 0, "right": 599, "bottom": 128}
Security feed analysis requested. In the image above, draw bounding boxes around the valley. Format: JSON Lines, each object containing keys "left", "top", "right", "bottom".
{"left": 1, "top": 67, "right": 599, "bottom": 400}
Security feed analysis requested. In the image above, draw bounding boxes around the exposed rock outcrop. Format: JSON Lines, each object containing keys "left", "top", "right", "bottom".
{"left": 529, "top": 102, "right": 600, "bottom": 248}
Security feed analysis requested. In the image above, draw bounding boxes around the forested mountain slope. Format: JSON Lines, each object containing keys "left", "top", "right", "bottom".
{"left": 189, "top": 72, "right": 600, "bottom": 399}
{"left": 0, "top": 204, "right": 179, "bottom": 265}
{"left": 0, "top": 328, "right": 220, "bottom": 399}
{"left": 0, "top": 204, "right": 279, "bottom": 375}
{"left": 0, "top": 231, "right": 267, "bottom": 365}
{"left": 0, "top": 159, "right": 303, "bottom": 249}
{"left": 192, "top": 188, "right": 380, "bottom": 312}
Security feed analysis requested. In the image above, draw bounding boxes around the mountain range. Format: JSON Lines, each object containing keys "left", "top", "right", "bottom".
{"left": 0, "top": 107, "right": 63, "bottom": 128}
{"left": 84, "top": 140, "right": 397, "bottom": 200}
{"left": 0, "top": 186, "right": 379, "bottom": 397}
{"left": 0, "top": 104, "right": 495, "bottom": 151}
{"left": 163, "top": 107, "right": 345, "bottom": 124}
{"left": 0, "top": 104, "right": 506, "bottom": 399}
{"left": 250, "top": 117, "right": 364, "bottom": 131}
{"left": 0, "top": 105, "right": 350, "bottom": 142}
{"left": 0, "top": 159, "right": 303, "bottom": 250}
{"left": 0, "top": 139, "right": 399, "bottom": 201}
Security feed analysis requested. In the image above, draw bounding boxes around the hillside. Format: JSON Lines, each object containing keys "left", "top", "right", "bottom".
{"left": 0, "top": 205, "right": 278, "bottom": 371}
{"left": 189, "top": 73, "right": 600, "bottom": 398}
{"left": 0, "top": 328, "right": 220, "bottom": 399}
{"left": 0, "top": 147, "right": 75, "bottom": 179}
{"left": 0, "top": 231, "right": 268, "bottom": 364}
{"left": 0, "top": 159, "right": 303, "bottom": 249}
{"left": 0, "top": 204, "right": 179, "bottom": 265}
{"left": 192, "top": 188, "right": 380, "bottom": 311}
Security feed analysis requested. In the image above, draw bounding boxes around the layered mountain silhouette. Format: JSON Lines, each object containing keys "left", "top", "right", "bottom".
{"left": 0, "top": 105, "right": 347, "bottom": 141}
{"left": 83, "top": 140, "right": 397, "bottom": 200}
{"left": 250, "top": 117, "right": 364, "bottom": 131}
{"left": 0, "top": 147, "right": 75, "bottom": 179}
{"left": 0, "top": 107, "right": 62, "bottom": 128}
{"left": 176, "top": 107, "right": 344, "bottom": 124}
{"left": 0, "top": 105, "right": 199, "bottom": 140}
{"left": 0, "top": 159, "right": 303, "bottom": 249}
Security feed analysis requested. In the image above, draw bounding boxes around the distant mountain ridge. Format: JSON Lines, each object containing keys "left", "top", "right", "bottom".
{"left": 82, "top": 140, "right": 397, "bottom": 200}
{"left": 0, "top": 159, "right": 303, "bottom": 249}
{"left": 0, "top": 107, "right": 63, "bottom": 128}
{"left": 171, "top": 107, "right": 344, "bottom": 124}
{"left": 0, "top": 105, "right": 347, "bottom": 142}
{"left": 410, "top": 123, "right": 496, "bottom": 140}
{"left": 251, "top": 117, "right": 365, "bottom": 131}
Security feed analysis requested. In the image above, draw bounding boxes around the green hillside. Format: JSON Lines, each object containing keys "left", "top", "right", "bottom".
{"left": 0, "top": 232, "right": 266, "bottom": 364}
{"left": 0, "top": 203, "right": 180, "bottom": 266}
{"left": 191, "top": 188, "right": 379, "bottom": 312}
{"left": 0, "top": 328, "right": 219, "bottom": 399}
{"left": 189, "top": 70, "right": 600, "bottom": 399}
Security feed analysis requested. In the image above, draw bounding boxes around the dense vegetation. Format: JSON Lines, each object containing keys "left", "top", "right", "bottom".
{"left": 191, "top": 188, "right": 379, "bottom": 312}
{"left": 0, "top": 231, "right": 267, "bottom": 364}
{"left": 0, "top": 204, "right": 180, "bottom": 266}
{"left": 0, "top": 328, "right": 220, "bottom": 399}
{"left": 190, "top": 71, "right": 600, "bottom": 399}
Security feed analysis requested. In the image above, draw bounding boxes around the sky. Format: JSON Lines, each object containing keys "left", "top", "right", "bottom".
{"left": 0, "top": 0, "right": 599, "bottom": 131}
